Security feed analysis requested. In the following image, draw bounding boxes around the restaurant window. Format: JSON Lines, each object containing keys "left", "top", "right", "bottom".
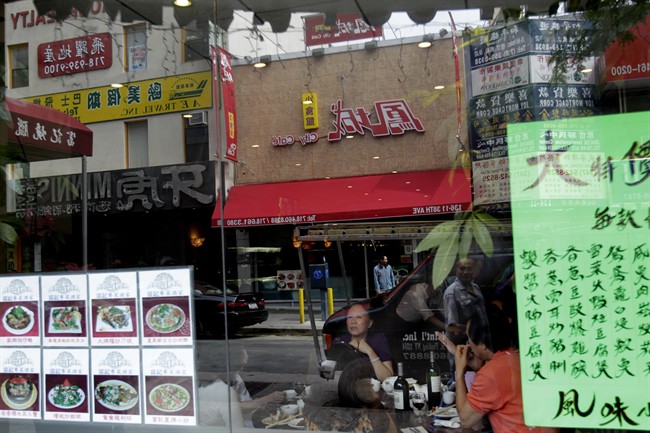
{"left": 126, "top": 120, "right": 149, "bottom": 168}
{"left": 9, "top": 44, "right": 29, "bottom": 88}
{"left": 184, "top": 113, "right": 209, "bottom": 162}
{"left": 125, "top": 25, "right": 147, "bottom": 71}
{"left": 183, "top": 25, "right": 210, "bottom": 62}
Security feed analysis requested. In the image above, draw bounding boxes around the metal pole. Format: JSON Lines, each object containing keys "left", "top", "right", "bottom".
{"left": 364, "top": 242, "right": 370, "bottom": 299}
{"left": 336, "top": 241, "right": 351, "bottom": 304}
{"left": 296, "top": 230, "right": 325, "bottom": 363}
{"left": 82, "top": 155, "right": 88, "bottom": 268}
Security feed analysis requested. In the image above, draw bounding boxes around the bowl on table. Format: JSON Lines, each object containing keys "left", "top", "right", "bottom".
{"left": 281, "top": 404, "right": 299, "bottom": 417}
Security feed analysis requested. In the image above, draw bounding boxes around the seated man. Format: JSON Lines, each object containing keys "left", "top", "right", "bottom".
{"left": 395, "top": 281, "right": 445, "bottom": 332}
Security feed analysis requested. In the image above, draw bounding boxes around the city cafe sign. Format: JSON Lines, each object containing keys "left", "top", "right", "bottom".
{"left": 272, "top": 98, "right": 425, "bottom": 147}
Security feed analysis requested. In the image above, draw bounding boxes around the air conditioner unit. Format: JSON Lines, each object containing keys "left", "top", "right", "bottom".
{"left": 188, "top": 111, "right": 208, "bottom": 126}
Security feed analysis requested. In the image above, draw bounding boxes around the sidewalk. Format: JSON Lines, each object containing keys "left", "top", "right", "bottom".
{"left": 246, "top": 303, "right": 328, "bottom": 335}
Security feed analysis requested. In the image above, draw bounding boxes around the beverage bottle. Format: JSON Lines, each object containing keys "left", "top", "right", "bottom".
{"left": 427, "top": 351, "right": 441, "bottom": 408}
{"left": 393, "top": 362, "right": 411, "bottom": 413}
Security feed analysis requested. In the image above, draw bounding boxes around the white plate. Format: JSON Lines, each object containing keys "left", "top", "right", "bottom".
{"left": 48, "top": 306, "right": 83, "bottom": 334}
{"left": 94, "top": 379, "right": 138, "bottom": 411}
{"left": 2, "top": 306, "right": 35, "bottom": 335}
{"left": 288, "top": 418, "right": 305, "bottom": 429}
{"left": 0, "top": 379, "right": 38, "bottom": 410}
{"left": 48, "top": 384, "right": 85, "bottom": 410}
{"left": 95, "top": 306, "right": 133, "bottom": 333}
{"left": 146, "top": 304, "right": 185, "bottom": 334}
{"left": 148, "top": 383, "right": 190, "bottom": 412}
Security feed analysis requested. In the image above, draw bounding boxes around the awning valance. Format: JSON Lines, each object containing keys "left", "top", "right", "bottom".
{"left": 2, "top": 97, "right": 93, "bottom": 161}
{"left": 212, "top": 168, "right": 471, "bottom": 228}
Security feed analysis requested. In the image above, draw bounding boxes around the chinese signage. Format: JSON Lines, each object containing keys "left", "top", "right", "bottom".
{"left": 302, "top": 92, "right": 319, "bottom": 130}
{"left": 327, "top": 99, "right": 425, "bottom": 142}
{"left": 24, "top": 71, "right": 212, "bottom": 124}
{"left": 217, "top": 47, "right": 238, "bottom": 162}
{"left": 0, "top": 268, "right": 197, "bottom": 425}
{"left": 304, "top": 13, "right": 382, "bottom": 47}
{"left": 465, "top": 19, "right": 599, "bottom": 206}
{"left": 11, "top": 162, "right": 215, "bottom": 219}
{"left": 38, "top": 33, "right": 112, "bottom": 78}
{"left": 508, "top": 111, "right": 650, "bottom": 430}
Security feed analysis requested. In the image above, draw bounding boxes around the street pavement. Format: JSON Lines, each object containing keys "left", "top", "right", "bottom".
{"left": 245, "top": 303, "right": 327, "bottom": 335}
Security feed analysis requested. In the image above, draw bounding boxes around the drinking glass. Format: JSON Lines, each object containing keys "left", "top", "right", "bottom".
{"left": 410, "top": 391, "right": 427, "bottom": 423}
{"left": 440, "top": 371, "right": 453, "bottom": 392}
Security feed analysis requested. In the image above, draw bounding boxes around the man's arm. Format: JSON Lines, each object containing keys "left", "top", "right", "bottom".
{"left": 373, "top": 266, "right": 380, "bottom": 291}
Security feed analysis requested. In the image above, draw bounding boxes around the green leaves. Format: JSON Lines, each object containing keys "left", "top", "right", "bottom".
{"left": 415, "top": 211, "right": 496, "bottom": 287}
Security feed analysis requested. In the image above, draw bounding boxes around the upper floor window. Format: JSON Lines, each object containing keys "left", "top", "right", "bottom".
{"left": 126, "top": 120, "right": 149, "bottom": 168}
{"left": 9, "top": 44, "right": 29, "bottom": 88}
{"left": 126, "top": 25, "right": 147, "bottom": 71}
{"left": 185, "top": 113, "right": 209, "bottom": 162}
{"left": 183, "top": 25, "right": 209, "bottom": 63}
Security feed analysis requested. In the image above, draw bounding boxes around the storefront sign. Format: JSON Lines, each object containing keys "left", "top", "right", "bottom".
{"left": 302, "top": 92, "right": 319, "bottom": 130}
{"left": 24, "top": 71, "right": 212, "bottom": 124}
{"left": 603, "top": 15, "right": 650, "bottom": 82}
{"left": 469, "top": 22, "right": 531, "bottom": 68}
{"left": 9, "top": 2, "right": 105, "bottom": 30}
{"left": 304, "top": 13, "right": 382, "bottom": 47}
{"left": 466, "top": 19, "right": 599, "bottom": 206}
{"left": 217, "top": 47, "right": 238, "bottom": 162}
{"left": 272, "top": 133, "right": 319, "bottom": 146}
{"left": 38, "top": 33, "right": 112, "bottom": 78}
{"left": 529, "top": 55, "right": 596, "bottom": 84}
{"left": 327, "top": 99, "right": 425, "bottom": 141}
{"left": 508, "top": 111, "right": 650, "bottom": 430}
{"left": 470, "top": 55, "right": 530, "bottom": 97}
{"left": 12, "top": 162, "right": 215, "bottom": 219}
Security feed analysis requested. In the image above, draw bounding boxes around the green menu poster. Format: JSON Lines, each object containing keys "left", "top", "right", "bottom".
{"left": 508, "top": 111, "right": 650, "bottom": 430}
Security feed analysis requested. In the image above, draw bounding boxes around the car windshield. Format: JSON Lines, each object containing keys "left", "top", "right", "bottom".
{"left": 199, "top": 284, "right": 238, "bottom": 296}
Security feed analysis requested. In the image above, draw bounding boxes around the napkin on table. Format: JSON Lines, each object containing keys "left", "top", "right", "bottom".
{"left": 432, "top": 416, "right": 461, "bottom": 428}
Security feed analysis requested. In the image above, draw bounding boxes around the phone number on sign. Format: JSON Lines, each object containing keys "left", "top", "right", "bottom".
{"left": 610, "top": 63, "right": 650, "bottom": 76}
{"left": 42, "top": 56, "right": 107, "bottom": 75}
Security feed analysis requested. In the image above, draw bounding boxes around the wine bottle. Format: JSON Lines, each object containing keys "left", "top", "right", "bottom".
{"left": 393, "top": 362, "right": 410, "bottom": 412}
{"left": 427, "top": 351, "right": 441, "bottom": 408}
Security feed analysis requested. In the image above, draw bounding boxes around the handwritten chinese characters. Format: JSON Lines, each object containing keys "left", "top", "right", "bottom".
{"left": 509, "top": 112, "right": 650, "bottom": 430}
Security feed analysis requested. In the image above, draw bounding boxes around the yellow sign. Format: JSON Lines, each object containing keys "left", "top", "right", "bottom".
{"left": 23, "top": 71, "right": 213, "bottom": 124}
{"left": 302, "top": 92, "right": 319, "bottom": 130}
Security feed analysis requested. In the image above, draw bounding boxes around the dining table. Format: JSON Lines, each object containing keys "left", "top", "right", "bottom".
{"left": 249, "top": 384, "right": 480, "bottom": 433}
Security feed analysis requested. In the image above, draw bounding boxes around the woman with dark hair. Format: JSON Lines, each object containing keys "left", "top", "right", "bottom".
{"left": 454, "top": 310, "right": 559, "bottom": 433}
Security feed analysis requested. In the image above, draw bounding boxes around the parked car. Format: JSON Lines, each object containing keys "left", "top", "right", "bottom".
{"left": 194, "top": 281, "right": 269, "bottom": 337}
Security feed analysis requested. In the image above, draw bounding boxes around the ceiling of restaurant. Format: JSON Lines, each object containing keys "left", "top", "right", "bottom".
{"left": 23, "top": 0, "right": 558, "bottom": 32}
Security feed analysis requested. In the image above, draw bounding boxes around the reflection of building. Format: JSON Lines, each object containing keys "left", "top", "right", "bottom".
{"left": 3, "top": 1, "right": 222, "bottom": 278}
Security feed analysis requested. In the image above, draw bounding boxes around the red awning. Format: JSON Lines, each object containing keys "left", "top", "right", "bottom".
{"left": 2, "top": 97, "right": 93, "bottom": 161}
{"left": 212, "top": 168, "right": 471, "bottom": 227}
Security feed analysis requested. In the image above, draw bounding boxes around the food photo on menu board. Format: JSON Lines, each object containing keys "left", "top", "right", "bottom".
{"left": 44, "top": 374, "right": 89, "bottom": 413}
{"left": 43, "top": 300, "right": 87, "bottom": 337}
{"left": 277, "top": 270, "right": 303, "bottom": 290}
{"left": 141, "top": 297, "right": 190, "bottom": 337}
{"left": 144, "top": 376, "right": 194, "bottom": 417}
{"left": 0, "top": 301, "right": 39, "bottom": 338}
{"left": 92, "top": 374, "right": 140, "bottom": 415}
{"left": 91, "top": 299, "right": 137, "bottom": 337}
{"left": 0, "top": 373, "right": 39, "bottom": 411}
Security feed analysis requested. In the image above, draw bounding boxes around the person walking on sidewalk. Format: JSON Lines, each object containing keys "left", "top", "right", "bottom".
{"left": 373, "top": 255, "right": 395, "bottom": 300}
